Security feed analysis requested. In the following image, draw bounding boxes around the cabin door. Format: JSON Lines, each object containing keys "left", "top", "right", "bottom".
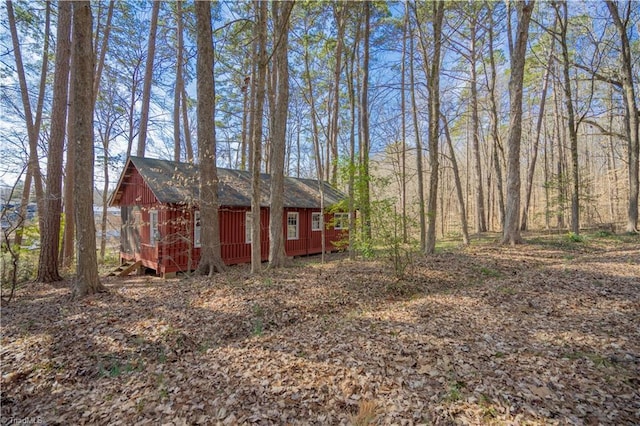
{"left": 121, "top": 206, "right": 141, "bottom": 256}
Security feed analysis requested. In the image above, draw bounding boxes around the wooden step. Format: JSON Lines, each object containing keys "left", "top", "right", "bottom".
{"left": 108, "top": 260, "right": 142, "bottom": 277}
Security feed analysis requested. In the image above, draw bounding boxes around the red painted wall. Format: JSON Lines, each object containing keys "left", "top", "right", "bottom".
{"left": 116, "top": 166, "right": 348, "bottom": 275}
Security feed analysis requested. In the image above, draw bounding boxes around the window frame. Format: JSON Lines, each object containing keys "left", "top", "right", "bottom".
{"left": 149, "top": 209, "right": 158, "bottom": 246}
{"left": 245, "top": 211, "right": 252, "bottom": 244}
{"left": 287, "top": 211, "right": 299, "bottom": 240}
{"left": 334, "top": 212, "right": 349, "bottom": 230}
{"left": 194, "top": 210, "right": 201, "bottom": 248}
{"left": 311, "top": 212, "right": 322, "bottom": 231}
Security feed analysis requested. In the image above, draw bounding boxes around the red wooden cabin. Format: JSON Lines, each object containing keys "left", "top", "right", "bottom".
{"left": 109, "top": 156, "right": 349, "bottom": 276}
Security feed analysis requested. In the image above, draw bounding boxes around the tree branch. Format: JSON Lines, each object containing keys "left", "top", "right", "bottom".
{"left": 573, "top": 62, "right": 622, "bottom": 87}
{"left": 582, "top": 119, "right": 626, "bottom": 140}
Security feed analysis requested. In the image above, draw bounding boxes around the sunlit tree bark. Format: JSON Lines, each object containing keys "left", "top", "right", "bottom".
{"left": 605, "top": 0, "right": 639, "bottom": 233}
{"left": 521, "top": 16, "right": 556, "bottom": 231}
{"left": 268, "top": 1, "right": 294, "bottom": 268}
{"left": 72, "top": 0, "right": 105, "bottom": 298}
{"left": 502, "top": 0, "right": 535, "bottom": 245}
{"left": 136, "top": 0, "right": 160, "bottom": 157}
{"left": 38, "top": 1, "right": 71, "bottom": 282}
{"left": 195, "top": 0, "right": 226, "bottom": 276}
{"left": 250, "top": 0, "right": 268, "bottom": 273}
{"left": 6, "top": 0, "right": 48, "bottom": 247}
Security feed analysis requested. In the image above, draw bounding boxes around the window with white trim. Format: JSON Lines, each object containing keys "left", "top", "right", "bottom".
{"left": 245, "top": 211, "right": 252, "bottom": 243}
{"left": 311, "top": 212, "right": 322, "bottom": 231}
{"left": 287, "top": 212, "right": 299, "bottom": 240}
{"left": 334, "top": 212, "right": 349, "bottom": 230}
{"left": 149, "top": 210, "right": 158, "bottom": 246}
{"left": 194, "top": 210, "right": 201, "bottom": 248}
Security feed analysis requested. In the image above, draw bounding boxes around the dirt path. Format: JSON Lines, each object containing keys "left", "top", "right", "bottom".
{"left": 2, "top": 233, "right": 639, "bottom": 425}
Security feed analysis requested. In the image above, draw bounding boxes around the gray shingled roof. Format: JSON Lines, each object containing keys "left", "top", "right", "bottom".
{"left": 113, "top": 156, "right": 346, "bottom": 208}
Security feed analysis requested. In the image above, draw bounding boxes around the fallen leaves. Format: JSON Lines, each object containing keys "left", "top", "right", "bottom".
{"left": 1, "top": 235, "right": 639, "bottom": 424}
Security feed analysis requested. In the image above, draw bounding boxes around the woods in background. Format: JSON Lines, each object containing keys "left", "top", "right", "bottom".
{"left": 1, "top": 1, "right": 638, "bottom": 293}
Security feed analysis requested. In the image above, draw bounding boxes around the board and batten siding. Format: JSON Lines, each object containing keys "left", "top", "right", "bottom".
{"left": 113, "top": 161, "right": 348, "bottom": 275}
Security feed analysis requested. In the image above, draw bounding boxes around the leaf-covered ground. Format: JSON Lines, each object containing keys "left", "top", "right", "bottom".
{"left": 2, "top": 233, "right": 639, "bottom": 425}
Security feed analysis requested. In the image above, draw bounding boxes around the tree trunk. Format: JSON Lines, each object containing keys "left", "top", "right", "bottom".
{"left": 92, "top": 0, "right": 114, "bottom": 105}
{"left": 552, "top": 69, "right": 567, "bottom": 229}
{"left": 469, "top": 12, "right": 486, "bottom": 233}
{"left": 329, "top": 4, "right": 345, "bottom": 187}
{"left": 99, "top": 137, "right": 110, "bottom": 262}
{"left": 136, "top": 0, "right": 160, "bottom": 157}
{"left": 606, "top": 0, "right": 639, "bottom": 233}
{"left": 195, "top": 0, "right": 226, "bottom": 276}
{"left": 502, "top": 1, "right": 535, "bottom": 245}
{"left": 360, "top": 2, "right": 372, "bottom": 244}
{"left": 400, "top": 7, "right": 408, "bottom": 243}
{"left": 38, "top": 1, "right": 71, "bottom": 282}
{"left": 72, "top": 1, "right": 105, "bottom": 298}
{"left": 442, "top": 112, "right": 470, "bottom": 245}
{"left": 485, "top": 13, "right": 505, "bottom": 230}
{"left": 409, "top": 20, "right": 426, "bottom": 252}
{"left": 346, "top": 31, "right": 359, "bottom": 261}
{"left": 425, "top": 1, "right": 444, "bottom": 255}
{"left": 173, "top": 0, "right": 185, "bottom": 162}
{"left": 302, "top": 16, "right": 326, "bottom": 263}
{"left": 268, "top": 1, "right": 294, "bottom": 268}
{"left": 521, "top": 16, "right": 556, "bottom": 231}
{"left": 555, "top": 1, "right": 580, "bottom": 234}
{"left": 543, "top": 121, "right": 551, "bottom": 229}
{"left": 240, "top": 72, "right": 250, "bottom": 170}
{"left": 250, "top": 0, "right": 268, "bottom": 273}
{"left": 607, "top": 85, "right": 620, "bottom": 222}
{"left": 62, "top": 36, "right": 77, "bottom": 269}
{"left": 6, "top": 0, "right": 48, "bottom": 247}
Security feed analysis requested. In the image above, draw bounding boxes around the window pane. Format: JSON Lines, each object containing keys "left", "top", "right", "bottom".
{"left": 335, "top": 213, "right": 348, "bottom": 230}
{"left": 149, "top": 210, "right": 158, "bottom": 246}
{"left": 194, "top": 210, "right": 201, "bottom": 248}
{"left": 246, "top": 211, "right": 252, "bottom": 243}
{"left": 312, "top": 212, "right": 322, "bottom": 231}
{"left": 287, "top": 212, "right": 298, "bottom": 240}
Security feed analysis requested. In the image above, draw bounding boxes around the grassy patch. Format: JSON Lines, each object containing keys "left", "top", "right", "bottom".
{"left": 251, "top": 303, "right": 265, "bottom": 336}
{"left": 444, "top": 380, "right": 466, "bottom": 402}
{"left": 479, "top": 266, "right": 502, "bottom": 278}
{"left": 98, "top": 357, "right": 144, "bottom": 378}
{"left": 562, "top": 351, "right": 611, "bottom": 367}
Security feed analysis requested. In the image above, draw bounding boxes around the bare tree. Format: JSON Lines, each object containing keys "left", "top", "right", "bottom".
{"left": 62, "top": 37, "right": 76, "bottom": 269}
{"left": 173, "top": 1, "right": 185, "bottom": 162}
{"left": 71, "top": 1, "right": 105, "bottom": 298}
{"left": 502, "top": 0, "right": 535, "bottom": 245}
{"left": 328, "top": 4, "right": 345, "bottom": 186}
{"left": 6, "top": 0, "right": 48, "bottom": 245}
{"left": 268, "top": 1, "right": 294, "bottom": 268}
{"left": 408, "top": 12, "right": 426, "bottom": 251}
{"left": 136, "top": 0, "right": 160, "bottom": 157}
{"left": 483, "top": 6, "right": 505, "bottom": 229}
{"left": 413, "top": 1, "right": 445, "bottom": 254}
{"left": 302, "top": 13, "right": 327, "bottom": 263}
{"left": 37, "top": 1, "right": 71, "bottom": 282}
{"left": 605, "top": 0, "right": 639, "bottom": 233}
{"left": 400, "top": 6, "right": 408, "bottom": 243}
{"left": 468, "top": 5, "right": 487, "bottom": 233}
{"left": 553, "top": 1, "right": 581, "bottom": 234}
{"left": 521, "top": 16, "right": 556, "bottom": 231}
{"left": 195, "top": 0, "right": 226, "bottom": 276}
{"left": 359, "top": 1, "right": 372, "bottom": 245}
{"left": 442, "top": 112, "right": 470, "bottom": 245}
{"left": 250, "top": 0, "right": 268, "bottom": 273}
{"left": 92, "top": 0, "right": 114, "bottom": 104}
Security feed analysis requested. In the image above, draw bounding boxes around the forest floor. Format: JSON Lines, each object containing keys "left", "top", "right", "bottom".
{"left": 1, "top": 231, "right": 639, "bottom": 425}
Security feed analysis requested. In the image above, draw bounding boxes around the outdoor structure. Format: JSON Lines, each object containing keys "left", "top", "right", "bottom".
{"left": 109, "top": 156, "right": 349, "bottom": 276}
